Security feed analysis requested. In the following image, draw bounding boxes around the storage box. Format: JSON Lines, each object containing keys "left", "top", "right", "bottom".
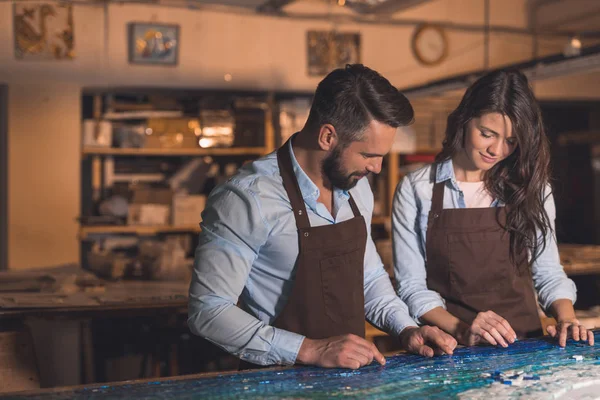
{"left": 82, "top": 119, "right": 112, "bottom": 147}
{"left": 172, "top": 195, "right": 206, "bottom": 226}
{"left": 145, "top": 118, "right": 200, "bottom": 149}
{"left": 127, "top": 188, "right": 172, "bottom": 226}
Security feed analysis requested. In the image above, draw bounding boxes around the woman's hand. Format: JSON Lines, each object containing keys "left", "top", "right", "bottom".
{"left": 457, "top": 310, "right": 517, "bottom": 347}
{"left": 546, "top": 319, "right": 595, "bottom": 347}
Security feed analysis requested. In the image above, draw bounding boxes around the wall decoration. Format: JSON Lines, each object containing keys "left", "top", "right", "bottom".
{"left": 307, "top": 30, "right": 361, "bottom": 76}
{"left": 13, "top": 2, "right": 75, "bottom": 60}
{"left": 128, "top": 23, "right": 179, "bottom": 66}
{"left": 411, "top": 23, "right": 448, "bottom": 66}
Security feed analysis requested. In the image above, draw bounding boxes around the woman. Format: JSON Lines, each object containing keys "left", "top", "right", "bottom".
{"left": 392, "top": 69, "right": 593, "bottom": 348}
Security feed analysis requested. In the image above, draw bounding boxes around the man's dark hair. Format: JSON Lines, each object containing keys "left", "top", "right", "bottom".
{"left": 305, "top": 64, "right": 414, "bottom": 146}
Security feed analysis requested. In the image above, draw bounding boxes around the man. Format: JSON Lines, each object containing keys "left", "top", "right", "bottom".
{"left": 188, "top": 64, "right": 457, "bottom": 369}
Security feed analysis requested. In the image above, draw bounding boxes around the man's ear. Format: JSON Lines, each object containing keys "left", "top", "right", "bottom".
{"left": 317, "top": 124, "right": 338, "bottom": 151}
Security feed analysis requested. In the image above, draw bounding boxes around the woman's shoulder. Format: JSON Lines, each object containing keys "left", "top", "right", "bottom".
{"left": 397, "top": 163, "right": 436, "bottom": 204}
{"left": 404, "top": 163, "right": 434, "bottom": 185}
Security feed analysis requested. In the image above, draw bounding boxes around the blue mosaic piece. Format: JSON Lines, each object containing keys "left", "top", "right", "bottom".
{"left": 6, "top": 330, "right": 599, "bottom": 400}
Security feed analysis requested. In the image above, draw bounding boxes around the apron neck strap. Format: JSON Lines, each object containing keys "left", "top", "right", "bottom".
{"left": 431, "top": 163, "right": 445, "bottom": 214}
{"left": 347, "top": 194, "right": 361, "bottom": 218}
{"left": 277, "top": 137, "right": 311, "bottom": 230}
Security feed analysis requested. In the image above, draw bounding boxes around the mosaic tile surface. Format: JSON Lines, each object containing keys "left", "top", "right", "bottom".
{"left": 6, "top": 330, "right": 599, "bottom": 400}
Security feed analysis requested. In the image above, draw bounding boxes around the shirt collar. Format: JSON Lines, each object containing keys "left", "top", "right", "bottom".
{"left": 287, "top": 136, "right": 350, "bottom": 212}
{"left": 436, "top": 158, "right": 501, "bottom": 206}
{"left": 435, "top": 158, "right": 461, "bottom": 191}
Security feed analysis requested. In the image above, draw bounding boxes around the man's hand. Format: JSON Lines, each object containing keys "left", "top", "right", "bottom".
{"left": 296, "top": 334, "right": 386, "bottom": 369}
{"left": 399, "top": 326, "right": 457, "bottom": 357}
{"left": 457, "top": 310, "right": 517, "bottom": 347}
{"left": 547, "top": 319, "right": 595, "bottom": 347}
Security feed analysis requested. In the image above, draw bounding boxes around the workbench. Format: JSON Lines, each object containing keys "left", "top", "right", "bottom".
{"left": 4, "top": 330, "right": 599, "bottom": 399}
{"left": 0, "top": 244, "right": 598, "bottom": 392}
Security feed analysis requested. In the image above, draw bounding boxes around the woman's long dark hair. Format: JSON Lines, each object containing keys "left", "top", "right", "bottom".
{"left": 435, "top": 69, "right": 551, "bottom": 266}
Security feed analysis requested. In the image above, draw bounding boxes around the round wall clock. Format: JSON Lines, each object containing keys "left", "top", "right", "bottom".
{"left": 411, "top": 24, "right": 448, "bottom": 66}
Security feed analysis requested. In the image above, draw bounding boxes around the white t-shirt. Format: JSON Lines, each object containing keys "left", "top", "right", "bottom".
{"left": 457, "top": 181, "right": 494, "bottom": 208}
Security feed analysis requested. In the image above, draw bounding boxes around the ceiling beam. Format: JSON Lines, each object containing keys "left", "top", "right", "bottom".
{"left": 401, "top": 43, "right": 600, "bottom": 98}
{"left": 257, "top": 0, "right": 296, "bottom": 14}
{"left": 273, "top": 10, "right": 600, "bottom": 38}
{"left": 347, "top": 0, "right": 432, "bottom": 15}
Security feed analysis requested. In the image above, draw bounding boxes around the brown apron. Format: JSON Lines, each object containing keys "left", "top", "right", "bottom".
{"left": 239, "top": 138, "right": 367, "bottom": 369}
{"left": 425, "top": 165, "right": 542, "bottom": 339}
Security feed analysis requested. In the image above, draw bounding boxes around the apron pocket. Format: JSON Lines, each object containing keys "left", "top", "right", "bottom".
{"left": 447, "top": 231, "right": 512, "bottom": 295}
{"left": 320, "top": 250, "right": 363, "bottom": 324}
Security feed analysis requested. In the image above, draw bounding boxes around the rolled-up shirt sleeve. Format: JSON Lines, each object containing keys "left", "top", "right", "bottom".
{"left": 531, "top": 188, "right": 577, "bottom": 311}
{"left": 364, "top": 235, "right": 418, "bottom": 336}
{"left": 392, "top": 176, "right": 446, "bottom": 322}
{"left": 188, "top": 182, "right": 304, "bottom": 366}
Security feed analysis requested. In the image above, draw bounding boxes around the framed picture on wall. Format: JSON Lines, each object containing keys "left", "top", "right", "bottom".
{"left": 128, "top": 23, "right": 179, "bottom": 66}
{"left": 13, "top": 3, "right": 75, "bottom": 60}
{"left": 307, "top": 31, "right": 361, "bottom": 76}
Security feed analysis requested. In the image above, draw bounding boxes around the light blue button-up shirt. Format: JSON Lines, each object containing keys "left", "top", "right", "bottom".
{"left": 392, "top": 159, "right": 577, "bottom": 322}
{"left": 188, "top": 139, "right": 417, "bottom": 366}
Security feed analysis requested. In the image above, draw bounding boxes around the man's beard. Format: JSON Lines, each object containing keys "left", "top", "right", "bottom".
{"left": 321, "top": 146, "right": 367, "bottom": 191}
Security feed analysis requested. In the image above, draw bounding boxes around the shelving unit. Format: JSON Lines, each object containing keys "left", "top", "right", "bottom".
{"left": 78, "top": 88, "right": 278, "bottom": 276}
{"left": 78, "top": 88, "right": 434, "bottom": 275}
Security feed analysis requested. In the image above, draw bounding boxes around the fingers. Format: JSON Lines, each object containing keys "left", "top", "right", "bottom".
{"left": 487, "top": 312, "right": 517, "bottom": 343}
{"left": 424, "top": 328, "right": 457, "bottom": 355}
{"left": 369, "top": 341, "right": 386, "bottom": 366}
{"left": 402, "top": 326, "right": 456, "bottom": 357}
{"left": 345, "top": 335, "right": 374, "bottom": 367}
{"left": 567, "top": 324, "right": 594, "bottom": 346}
{"left": 559, "top": 322, "right": 569, "bottom": 347}
{"left": 338, "top": 334, "right": 386, "bottom": 369}
{"left": 549, "top": 321, "right": 596, "bottom": 347}
{"left": 340, "top": 358, "right": 361, "bottom": 370}
{"left": 427, "top": 329, "right": 458, "bottom": 354}
{"left": 418, "top": 344, "right": 435, "bottom": 358}
{"left": 480, "top": 330, "right": 498, "bottom": 346}
{"left": 473, "top": 312, "right": 514, "bottom": 347}
{"left": 571, "top": 324, "right": 581, "bottom": 342}
{"left": 578, "top": 325, "right": 586, "bottom": 343}
{"left": 483, "top": 322, "right": 510, "bottom": 347}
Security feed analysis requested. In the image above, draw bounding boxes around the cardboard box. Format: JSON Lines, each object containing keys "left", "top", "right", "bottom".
{"left": 145, "top": 118, "right": 200, "bottom": 149}
{"left": 82, "top": 119, "right": 112, "bottom": 147}
{"left": 127, "top": 188, "right": 172, "bottom": 226}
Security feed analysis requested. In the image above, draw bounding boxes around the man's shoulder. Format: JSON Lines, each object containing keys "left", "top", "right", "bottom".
{"left": 226, "top": 152, "right": 284, "bottom": 198}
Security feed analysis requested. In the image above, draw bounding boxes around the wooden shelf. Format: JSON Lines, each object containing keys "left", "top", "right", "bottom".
{"left": 80, "top": 225, "right": 201, "bottom": 238}
{"left": 82, "top": 147, "right": 268, "bottom": 157}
